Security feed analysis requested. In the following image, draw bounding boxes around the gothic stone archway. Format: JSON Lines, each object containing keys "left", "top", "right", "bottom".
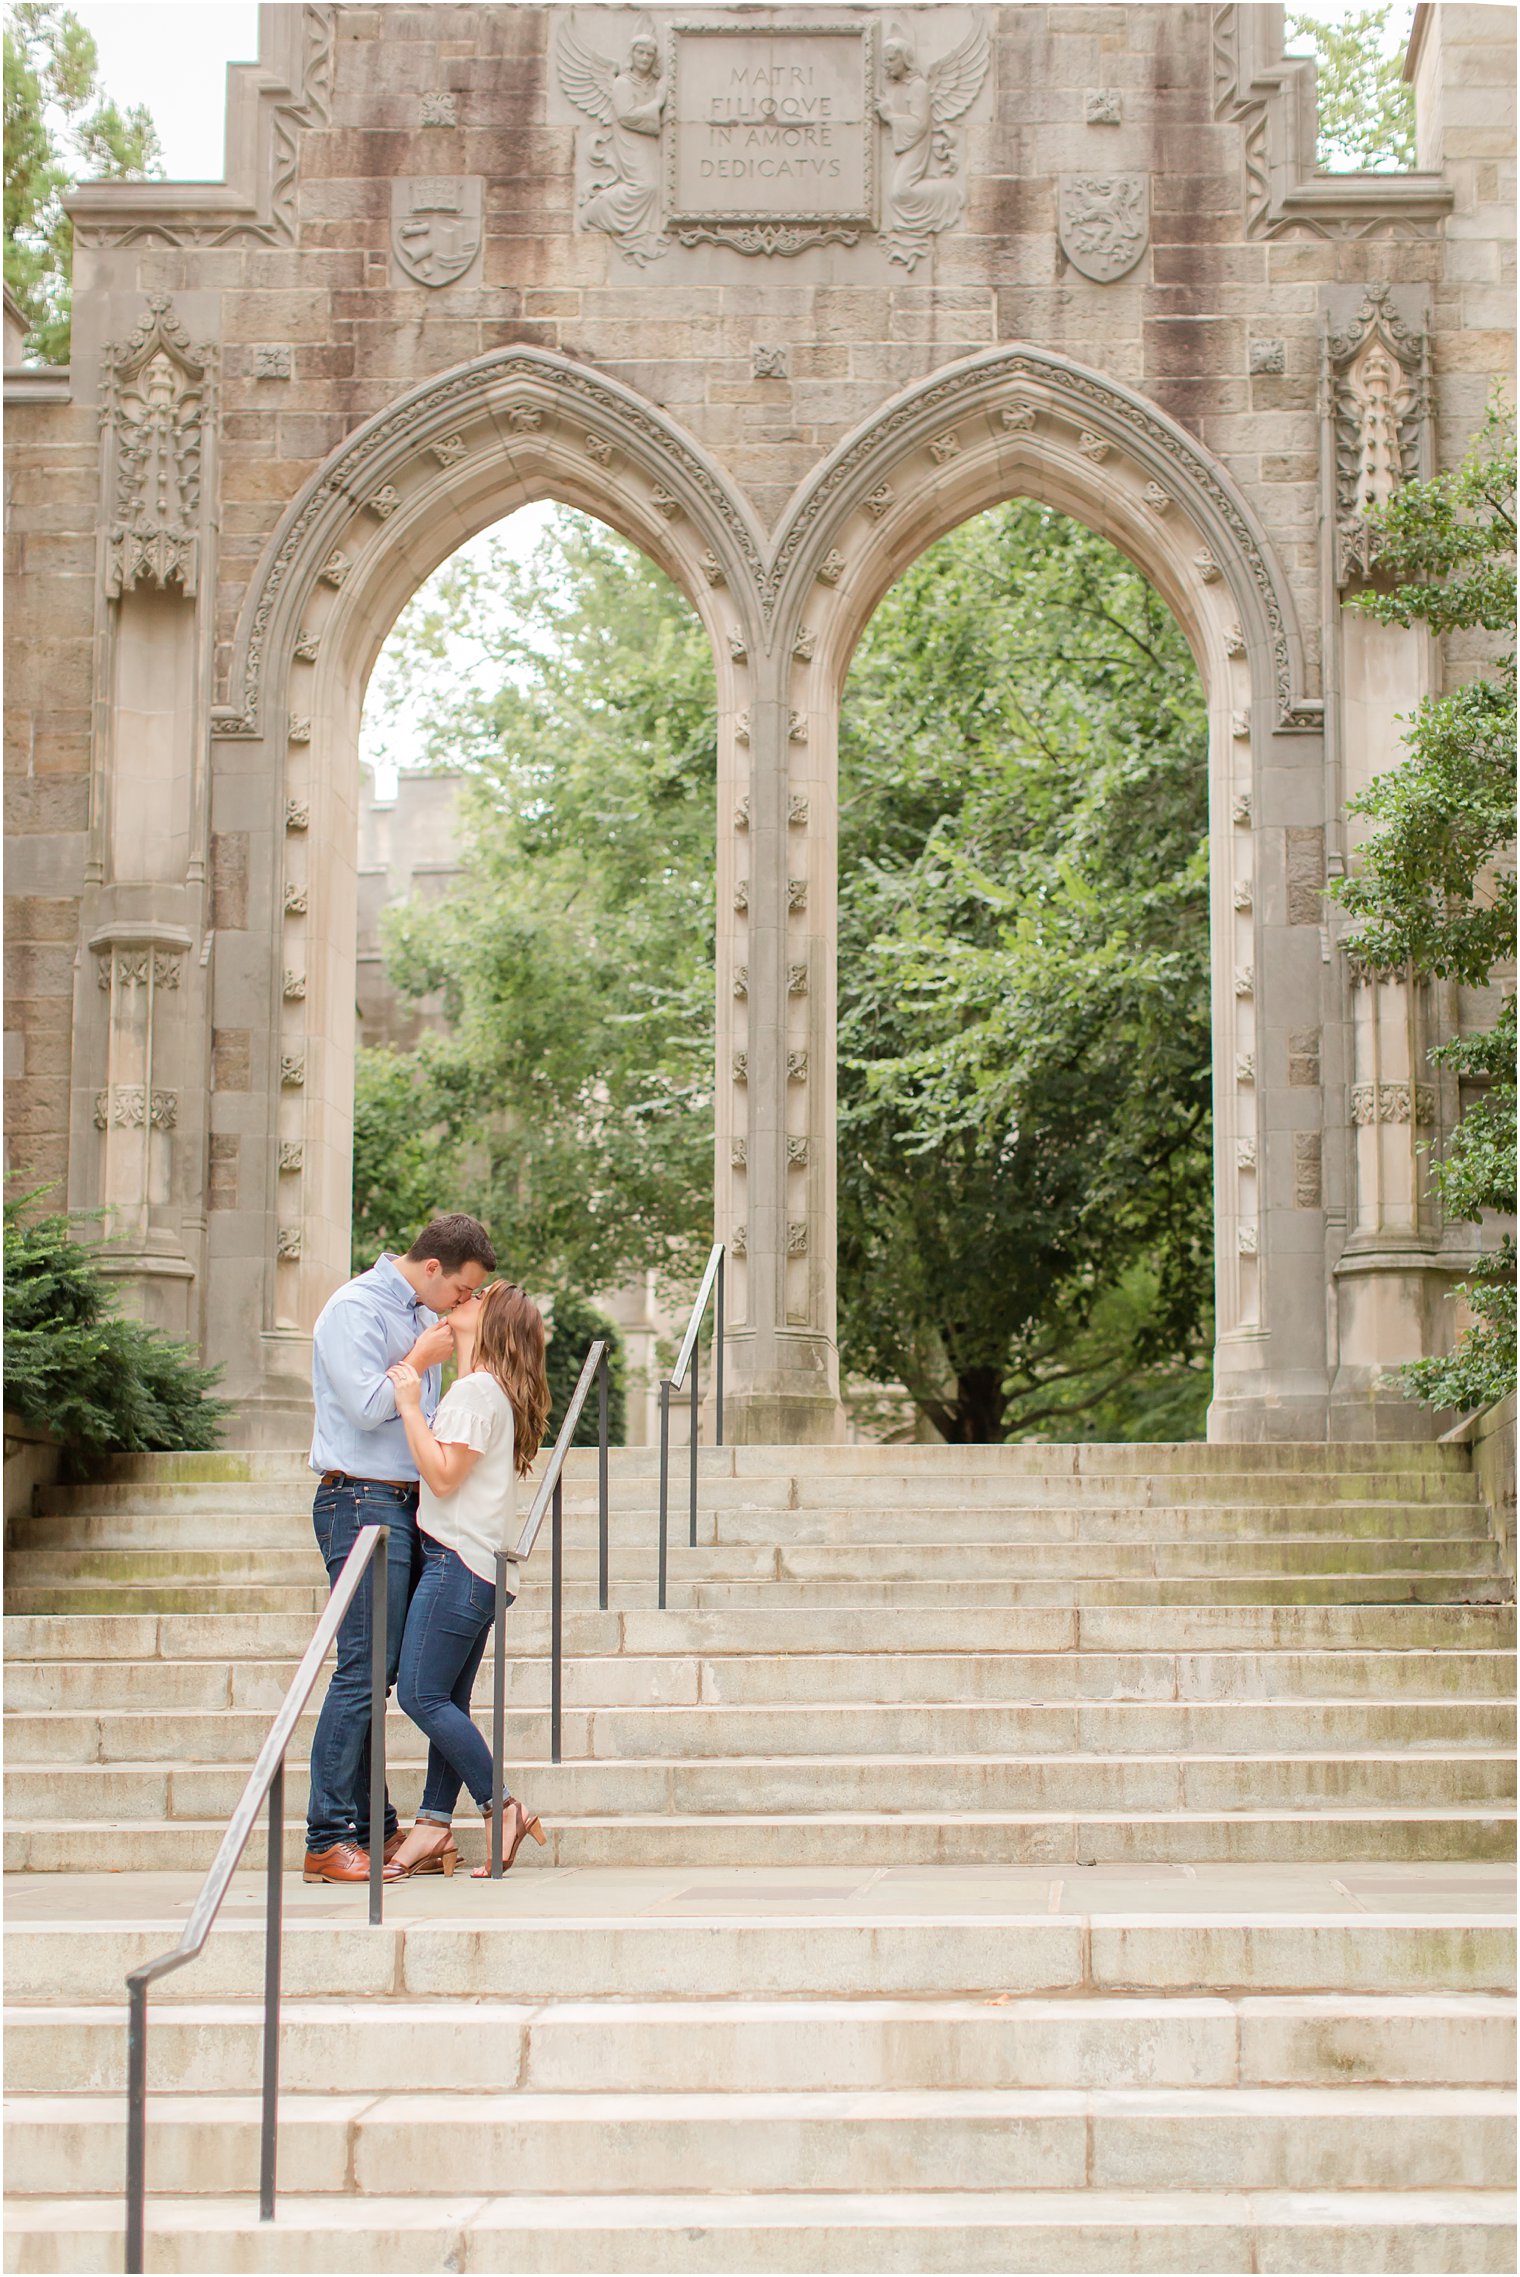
{"left": 4, "top": 2, "right": 1509, "bottom": 1442}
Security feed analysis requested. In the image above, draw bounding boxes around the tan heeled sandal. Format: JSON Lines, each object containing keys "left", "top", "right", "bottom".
{"left": 388, "top": 1824, "right": 460, "bottom": 1878}
{"left": 471, "top": 1799, "right": 546, "bottom": 1876}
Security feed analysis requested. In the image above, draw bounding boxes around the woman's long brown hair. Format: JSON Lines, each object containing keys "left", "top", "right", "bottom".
{"left": 470, "top": 1284, "right": 550, "bottom": 1478}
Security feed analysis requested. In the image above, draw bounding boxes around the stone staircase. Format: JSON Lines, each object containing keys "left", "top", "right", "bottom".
{"left": 4, "top": 1441, "right": 1516, "bottom": 2270}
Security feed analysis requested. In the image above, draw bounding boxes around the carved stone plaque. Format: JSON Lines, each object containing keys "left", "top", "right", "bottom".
{"left": 1057, "top": 173, "right": 1149, "bottom": 284}
{"left": 666, "top": 20, "right": 876, "bottom": 254}
{"left": 391, "top": 177, "right": 483, "bottom": 286}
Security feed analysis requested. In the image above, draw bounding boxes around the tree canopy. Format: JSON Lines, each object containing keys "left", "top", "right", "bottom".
{"left": 360, "top": 499, "right": 1214, "bottom": 1443}
{"left": 3, "top": 1, "right": 161, "bottom": 362}
{"left": 836, "top": 503, "right": 1212, "bottom": 1441}
{"left": 1287, "top": 6, "right": 1417, "bottom": 172}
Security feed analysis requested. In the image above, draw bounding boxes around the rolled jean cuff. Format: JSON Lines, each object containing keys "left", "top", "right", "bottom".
{"left": 415, "top": 1807, "right": 454, "bottom": 1827}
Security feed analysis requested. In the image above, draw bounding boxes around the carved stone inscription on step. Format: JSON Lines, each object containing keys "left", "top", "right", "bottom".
{"left": 667, "top": 23, "right": 874, "bottom": 253}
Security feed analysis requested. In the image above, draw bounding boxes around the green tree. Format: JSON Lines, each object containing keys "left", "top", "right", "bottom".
{"left": 4, "top": 1186, "right": 226, "bottom": 1468}
{"left": 363, "top": 511, "right": 717, "bottom": 1309}
{"left": 1288, "top": 6, "right": 1417, "bottom": 172}
{"left": 1332, "top": 405, "right": 1517, "bottom": 1412}
{"left": 837, "top": 502, "right": 1213, "bottom": 1441}
{"left": 4, "top": 2, "right": 161, "bottom": 362}
{"left": 361, "top": 502, "right": 1215, "bottom": 1446}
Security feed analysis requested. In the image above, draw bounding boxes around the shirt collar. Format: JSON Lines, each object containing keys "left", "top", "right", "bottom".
{"left": 375, "top": 1254, "right": 423, "bottom": 1313}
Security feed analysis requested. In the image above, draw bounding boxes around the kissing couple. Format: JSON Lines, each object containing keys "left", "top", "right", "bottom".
{"left": 302, "top": 1214, "right": 551, "bottom": 1883}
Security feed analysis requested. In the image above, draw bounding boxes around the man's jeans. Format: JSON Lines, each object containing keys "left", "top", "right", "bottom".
{"left": 306, "top": 1477, "right": 420, "bottom": 1855}
{"left": 397, "top": 1532, "right": 513, "bottom": 1823}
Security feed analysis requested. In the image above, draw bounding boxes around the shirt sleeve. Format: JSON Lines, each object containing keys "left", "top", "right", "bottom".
{"left": 431, "top": 1376, "right": 498, "bottom": 1453}
{"left": 314, "top": 1296, "right": 400, "bottom": 1432}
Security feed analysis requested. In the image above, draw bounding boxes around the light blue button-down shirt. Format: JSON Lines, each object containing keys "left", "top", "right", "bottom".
{"left": 309, "top": 1255, "right": 441, "bottom": 1479}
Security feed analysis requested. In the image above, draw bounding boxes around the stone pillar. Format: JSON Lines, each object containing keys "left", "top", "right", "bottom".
{"left": 1329, "top": 605, "right": 1458, "bottom": 1431}
{"left": 719, "top": 633, "right": 841, "bottom": 1443}
{"left": 65, "top": 294, "right": 217, "bottom": 1339}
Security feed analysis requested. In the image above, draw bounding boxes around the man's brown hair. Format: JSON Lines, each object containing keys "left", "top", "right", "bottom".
{"left": 404, "top": 1214, "right": 497, "bottom": 1273}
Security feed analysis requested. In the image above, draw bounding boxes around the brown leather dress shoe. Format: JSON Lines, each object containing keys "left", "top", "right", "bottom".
{"left": 303, "top": 1840, "right": 401, "bottom": 1884}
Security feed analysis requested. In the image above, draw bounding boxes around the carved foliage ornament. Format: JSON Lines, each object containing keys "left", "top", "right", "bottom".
{"left": 1326, "top": 288, "right": 1427, "bottom": 587}
{"left": 222, "top": 346, "right": 1316, "bottom": 738}
{"left": 1058, "top": 174, "right": 1149, "bottom": 283}
{"left": 100, "top": 295, "right": 214, "bottom": 598}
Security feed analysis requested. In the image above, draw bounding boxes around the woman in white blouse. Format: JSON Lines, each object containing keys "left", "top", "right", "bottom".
{"left": 384, "top": 1282, "right": 551, "bottom": 1877}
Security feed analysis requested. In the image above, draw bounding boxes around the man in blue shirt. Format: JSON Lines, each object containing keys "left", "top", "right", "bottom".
{"left": 304, "top": 1214, "right": 496, "bottom": 1882}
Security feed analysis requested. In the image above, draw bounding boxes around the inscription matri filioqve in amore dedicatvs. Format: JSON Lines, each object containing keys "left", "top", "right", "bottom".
{"left": 557, "top": 12, "right": 990, "bottom": 265}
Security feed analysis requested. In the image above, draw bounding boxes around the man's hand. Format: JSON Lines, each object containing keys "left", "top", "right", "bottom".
{"left": 405, "top": 1319, "right": 454, "bottom": 1372}
{"left": 387, "top": 1362, "right": 425, "bottom": 1413}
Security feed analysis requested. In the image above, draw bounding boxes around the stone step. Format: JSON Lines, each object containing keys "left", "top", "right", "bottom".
{"left": 20, "top": 1511, "right": 1492, "bottom": 1566}
{"left": 8, "top": 1574, "right": 1507, "bottom": 1615}
{"left": 37, "top": 1470, "right": 1483, "bottom": 1517}
{"left": 9, "top": 1807, "right": 1513, "bottom": 1874}
{"left": 9, "top": 1749, "right": 1515, "bottom": 1824}
{"left": 7, "top": 1647, "right": 1510, "bottom": 1712}
{"left": 10, "top": 1533, "right": 1501, "bottom": 1579}
{"left": 8, "top": 2085, "right": 1514, "bottom": 2199}
{"left": 19, "top": 1502, "right": 1496, "bottom": 1547}
{"left": 87, "top": 1442, "right": 1477, "bottom": 1480}
{"left": 11, "top": 1910, "right": 1509, "bottom": 2006}
{"left": 8, "top": 1993, "right": 1513, "bottom": 2097}
{"left": 7, "top": 1603, "right": 1512, "bottom": 1657}
{"left": 670, "top": 1578, "right": 1509, "bottom": 1607}
{"left": 8, "top": 1698, "right": 1510, "bottom": 1765}
{"left": 7, "top": 2188, "right": 1517, "bottom": 2276}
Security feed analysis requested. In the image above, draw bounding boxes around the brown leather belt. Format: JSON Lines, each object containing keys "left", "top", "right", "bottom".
{"left": 318, "top": 1471, "right": 417, "bottom": 1492}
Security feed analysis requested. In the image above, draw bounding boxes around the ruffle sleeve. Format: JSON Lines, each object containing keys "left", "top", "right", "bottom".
{"left": 430, "top": 1375, "right": 498, "bottom": 1453}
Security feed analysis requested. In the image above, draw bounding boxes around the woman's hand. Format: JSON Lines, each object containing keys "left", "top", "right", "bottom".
{"left": 387, "top": 1361, "right": 424, "bottom": 1413}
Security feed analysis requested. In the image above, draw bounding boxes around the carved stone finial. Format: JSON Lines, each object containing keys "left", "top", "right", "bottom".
{"left": 1327, "top": 291, "right": 1426, "bottom": 587}
{"left": 100, "top": 294, "right": 215, "bottom": 598}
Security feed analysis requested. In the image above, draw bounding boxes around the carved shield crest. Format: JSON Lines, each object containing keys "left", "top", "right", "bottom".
{"left": 1058, "top": 173, "right": 1149, "bottom": 283}
{"left": 391, "top": 177, "right": 484, "bottom": 287}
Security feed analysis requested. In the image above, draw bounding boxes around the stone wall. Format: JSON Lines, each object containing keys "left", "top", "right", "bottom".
{"left": 3, "top": 3, "right": 1513, "bottom": 1442}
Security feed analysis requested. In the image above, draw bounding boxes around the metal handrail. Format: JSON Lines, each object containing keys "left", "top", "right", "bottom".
{"left": 488, "top": 1340, "right": 611, "bottom": 1875}
{"left": 657, "top": 1241, "right": 725, "bottom": 1610}
{"left": 125, "top": 1521, "right": 391, "bottom": 2272}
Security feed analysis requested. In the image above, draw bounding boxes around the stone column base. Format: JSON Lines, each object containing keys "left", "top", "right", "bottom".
{"left": 1328, "top": 1248, "right": 1467, "bottom": 1441}
{"left": 723, "top": 1389, "right": 845, "bottom": 1445}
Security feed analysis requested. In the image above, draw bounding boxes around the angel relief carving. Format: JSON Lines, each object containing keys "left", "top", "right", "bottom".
{"left": 558, "top": 17, "right": 669, "bottom": 265}
{"left": 876, "top": 21, "right": 990, "bottom": 269}
{"left": 558, "top": 13, "right": 988, "bottom": 265}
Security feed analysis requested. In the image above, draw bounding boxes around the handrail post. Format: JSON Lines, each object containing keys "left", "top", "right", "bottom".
{"left": 491, "top": 1551, "right": 507, "bottom": 1877}
{"left": 658, "top": 1378, "right": 670, "bottom": 1611}
{"left": 715, "top": 1249, "right": 725, "bottom": 1448}
{"left": 597, "top": 1349, "right": 610, "bottom": 1614}
{"left": 125, "top": 1977, "right": 147, "bottom": 2273}
{"left": 689, "top": 1331, "right": 699, "bottom": 1550}
{"left": 368, "top": 1525, "right": 387, "bottom": 1927}
{"left": 259, "top": 1756, "right": 284, "bottom": 2222}
{"left": 550, "top": 1473, "right": 564, "bottom": 1766}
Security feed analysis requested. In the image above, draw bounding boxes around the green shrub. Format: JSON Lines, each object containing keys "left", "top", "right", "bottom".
{"left": 3, "top": 1186, "right": 227, "bottom": 1468}
{"left": 543, "top": 1287, "right": 626, "bottom": 1450}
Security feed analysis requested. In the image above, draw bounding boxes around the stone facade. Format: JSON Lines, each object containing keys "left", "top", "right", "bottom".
{"left": 2, "top": 3, "right": 1514, "bottom": 1444}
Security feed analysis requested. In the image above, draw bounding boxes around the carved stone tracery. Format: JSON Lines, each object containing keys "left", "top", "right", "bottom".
{"left": 100, "top": 296, "right": 215, "bottom": 598}
{"left": 1326, "top": 288, "right": 1429, "bottom": 586}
